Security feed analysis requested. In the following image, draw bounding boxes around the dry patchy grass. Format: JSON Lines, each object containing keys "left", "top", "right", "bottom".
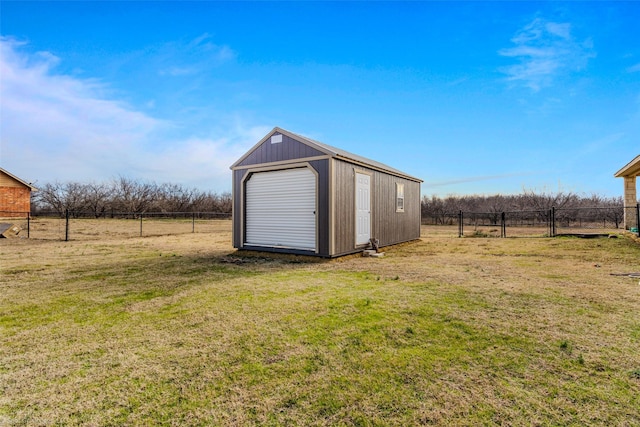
{"left": 1, "top": 221, "right": 639, "bottom": 426}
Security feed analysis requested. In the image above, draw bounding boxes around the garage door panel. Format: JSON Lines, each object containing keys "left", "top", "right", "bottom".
{"left": 245, "top": 168, "right": 316, "bottom": 251}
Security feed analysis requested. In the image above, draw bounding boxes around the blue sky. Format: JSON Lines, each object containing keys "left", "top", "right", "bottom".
{"left": 1, "top": 1, "right": 639, "bottom": 197}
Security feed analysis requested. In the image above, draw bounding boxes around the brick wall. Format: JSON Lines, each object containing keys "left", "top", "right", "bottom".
{"left": 0, "top": 187, "right": 31, "bottom": 218}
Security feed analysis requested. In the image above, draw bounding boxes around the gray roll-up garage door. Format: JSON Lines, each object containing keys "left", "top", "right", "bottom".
{"left": 245, "top": 168, "right": 316, "bottom": 251}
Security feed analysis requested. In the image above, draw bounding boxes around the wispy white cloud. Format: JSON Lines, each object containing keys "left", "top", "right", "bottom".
{"left": 0, "top": 37, "right": 161, "bottom": 165}
{"left": 499, "top": 17, "right": 596, "bottom": 91}
{"left": 143, "top": 122, "right": 271, "bottom": 185}
{"left": 429, "top": 172, "right": 536, "bottom": 188}
{"left": 627, "top": 63, "right": 640, "bottom": 73}
{"left": 446, "top": 76, "right": 469, "bottom": 87}
{"left": 581, "top": 132, "right": 625, "bottom": 155}
{"left": 0, "top": 37, "right": 264, "bottom": 191}
{"left": 159, "top": 66, "right": 198, "bottom": 77}
{"left": 157, "top": 33, "right": 236, "bottom": 77}
{"left": 189, "top": 33, "right": 236, "bottom": 62}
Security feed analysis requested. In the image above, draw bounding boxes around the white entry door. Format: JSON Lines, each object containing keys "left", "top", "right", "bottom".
{"left": 355, "top": 172, "right": 371, "bottom": 245}
{"left": 245, "top": 168, "right": 316, "bottom": 251}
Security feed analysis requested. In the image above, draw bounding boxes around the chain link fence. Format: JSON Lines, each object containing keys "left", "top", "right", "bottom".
{"left": 0, "top": 210, "right": 231, "bottom": 241}
{"left": 2, "top": 204, "right": 639, "bottom": 241}
{"left": 422, "top": 204, "right": 639, "bottom": 238}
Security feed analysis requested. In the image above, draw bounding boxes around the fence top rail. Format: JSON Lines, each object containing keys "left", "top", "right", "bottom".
{"left": 436, "top": 206, "right": 624, "bottom": 216}
{"left": 134, "top": 211, "right": 231, "bottom": 216}
{"left": 554, "top": 206, "right": 625, "bottom": 211}
{"left": 441, "top": 209, "right": 549, "bottom": 216}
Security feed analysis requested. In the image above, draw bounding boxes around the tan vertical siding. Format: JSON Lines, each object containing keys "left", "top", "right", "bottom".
{"left": 372, "top": 172, "right": 421, "bottom": 245}
{"left": 333, "top": 160, "right": 357, "bottom": 254}
{"left": 332, "top": 159, "right": 420, "bottom": 255}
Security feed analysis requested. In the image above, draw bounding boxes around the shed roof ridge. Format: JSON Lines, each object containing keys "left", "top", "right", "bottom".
{"left": 275, "top": 127, "right": 340, "bottom": 155}
{"left": 274, "top": 127, "right": 422, "bottom": 182}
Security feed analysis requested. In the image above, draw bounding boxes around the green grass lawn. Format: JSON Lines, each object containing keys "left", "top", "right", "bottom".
{"left": 1, "top": 227, "right": 639, "bottom": 426}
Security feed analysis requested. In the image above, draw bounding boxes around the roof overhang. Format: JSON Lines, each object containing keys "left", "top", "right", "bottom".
{"left": 614, "top": 154, "right": 640, "bottom": 178}
{"left": 0, "top": 167, "right": 38, "bottom": 191}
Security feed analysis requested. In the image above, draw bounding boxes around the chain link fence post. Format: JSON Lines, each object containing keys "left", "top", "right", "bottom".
{"left": 65, "top": 209, "right": 69, "bottom": 241}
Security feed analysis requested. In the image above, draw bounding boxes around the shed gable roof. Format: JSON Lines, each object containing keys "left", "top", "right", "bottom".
{"left": 232, "top": 129, "right": 327, "bottom": 168}
{"left": 614, "top": 154, "right": 640, "bottom": 178}
{"left": 231, "top": 127, "right": 422, "bottom": 182}
{"left": 0, "top": 168, "right": 37, "bottom": 191}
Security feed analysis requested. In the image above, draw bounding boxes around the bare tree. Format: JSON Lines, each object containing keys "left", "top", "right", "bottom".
{"left": 485, "top": 195, "right": 507, "bottom": 224}
{"left": 84, "top": 182, "right": 112, "bottom": 218}
{"left": 111, "top": 176, "right": 157, "bottom": 215}
{"left": 217, "top": 191, "right": 232, "bottom": 213}
{"left": 34, "top": 182, "right": 65, "bottom": 215}
{"left": 155, "top": 183, "right": 198, "bottom": 213}
{"left": 34, "top": 182, "right": 88, "bottom": 217}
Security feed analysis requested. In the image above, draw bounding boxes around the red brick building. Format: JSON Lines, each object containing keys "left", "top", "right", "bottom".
{"left": 0, "top": 168, "right": 37, "bottom": 218}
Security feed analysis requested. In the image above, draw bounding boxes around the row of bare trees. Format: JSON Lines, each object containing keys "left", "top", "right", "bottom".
{"left": 33, "top": 177, "right": 231, "bottom": 217}
{"left": 422, "top": 190, "right": 623, "bottom": 215}
{"left": 422, "top": 190, "right": 626, "bottom": 227}
{"left": 33, "top": 177, "right": 626, "bottom": 226}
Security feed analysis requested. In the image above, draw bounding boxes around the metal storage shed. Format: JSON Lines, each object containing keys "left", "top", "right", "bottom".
{"left": 230, "top": 127, "right": 422, "bottom": 257}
